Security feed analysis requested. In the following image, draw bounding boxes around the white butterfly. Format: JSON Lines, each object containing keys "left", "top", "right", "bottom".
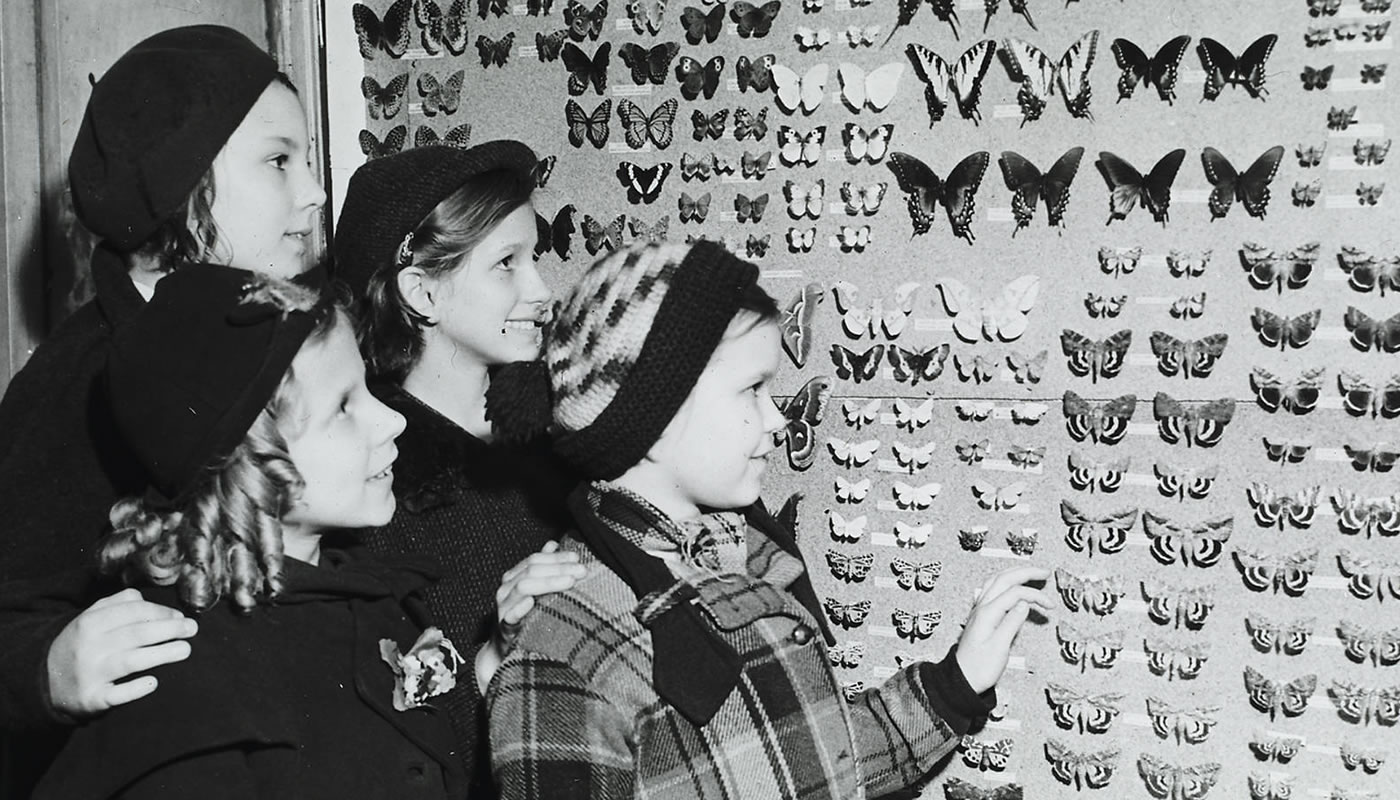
{"left": 786, "top": 226, "right": 816, "bottom": 252}
{"left": 832, "top": 280, "right": 920, "bottom": 338}
{"left": 777, "top": 125, "right": 825, "bottom": 167}
{"left": 892, "top": 397, "right": 934, "bottom": 430}
{"left": 828, "top": 510, "right": 868, "bottom": 542}
{"left": 937, "top": 274, "right": 1041, "bottom": 342}
{"left": 772, "top": 63, "right": 830, "bottom": 114}
{"left": 842, "top": 123, "right": 893, "bottom": 163}
{"left": 894, "top": 520, "right": 932, "bottom": 547}
{"left": 794, "top": 26, "right": 831, "bottom": 51}
{"left": 1010, "top": 401, "right": 1049, "bottom": 423}
{"left": 893, "top": 480, "right": 941, "bottom": 509}
{"left": 834, "top": 476, "right": 872, "bottom": 503}
{"left": 972, "top": 481, "right": 1027, "bottom": 510}
{"left": 837, "top": 62, "right": 904, "bottom": 112}
{"left": 956, "top": 400, "right": 996, "bottom": 420}
{"left": 785, "top": 179, "right": 825, "bottom": 219}
{"left": 905, "top": 40, "right": 998, "bottom": 123}
{"left": 841, "top": 181, "right": 887, "bottom": 216}
{"left": 892, "top": 441, "right": 936, "bottom": 472}
{"left": 841, "top": 398, "right": 881, "bottom": 428}
{"left": 828, "top": 436, "right": 880, "bottom": 467}
{"left": 837, "top": 225, "right": 871, "bottom": 252}
{"left": 844, "top": 25, "right": 880, "bottom": 47}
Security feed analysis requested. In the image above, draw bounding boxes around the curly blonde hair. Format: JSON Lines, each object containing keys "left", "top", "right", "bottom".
{"left": 99, "top": 292, "right": 345, "bottom": 615}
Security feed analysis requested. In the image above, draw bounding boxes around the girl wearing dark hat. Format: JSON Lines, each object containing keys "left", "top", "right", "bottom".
{"left": 32, "top": 265, "right": 463, "bottom": 799}
{"left": 0, "top": 23, "right": 327, "bottom": 782}
{"left": 333, "top": 141, "right": 585, "bottom": 796}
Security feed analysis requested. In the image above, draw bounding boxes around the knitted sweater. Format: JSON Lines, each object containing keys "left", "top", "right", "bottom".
{"left": 355, "top": 384, "right": 577, "bottom": 797}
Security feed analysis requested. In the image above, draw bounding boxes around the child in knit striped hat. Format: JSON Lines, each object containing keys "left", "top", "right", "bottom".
{"left": 485, "top": 239, "right": 1052, "bottom": 799}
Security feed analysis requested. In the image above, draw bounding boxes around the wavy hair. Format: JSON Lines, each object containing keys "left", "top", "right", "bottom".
{"left": 99, "top": 282, "right": 342, "bottom": 615}
{"left": 356, "top": 166, "right": 535, "bottom": 383}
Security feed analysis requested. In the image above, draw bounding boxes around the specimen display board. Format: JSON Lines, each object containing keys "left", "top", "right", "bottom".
{"left": 328, "top": 0, "right": 1398, "bottom": 796}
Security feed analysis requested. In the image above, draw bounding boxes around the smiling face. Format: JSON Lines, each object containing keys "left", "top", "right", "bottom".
{"left": 278, "top": 318, "right": 406, "bottom": 546}
{"left": 418, "top": 204, "right": 551, "bottom": 367}
{"left": 641, "top": 317, "right": 787, "bottom": 520}
{"left": 206, "top": 82, "right": 326, "bottom": 277}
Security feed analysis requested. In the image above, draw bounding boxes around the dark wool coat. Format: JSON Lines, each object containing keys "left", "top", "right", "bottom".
{"left": 27, "top": 548, "right": 464, "bottom": 800}
{"left": 0, "top": 246, "right": 147, "bottom": 584}
{"left": 355, "top": 384, "right": 577, "bottom": 797}
{"left": 487, "top": 484, "right": 994, "bottom": 800}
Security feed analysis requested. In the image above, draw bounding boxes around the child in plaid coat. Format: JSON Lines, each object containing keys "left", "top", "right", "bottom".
{"left": 485, "top": 240, "right": 1051, "bottom": 799}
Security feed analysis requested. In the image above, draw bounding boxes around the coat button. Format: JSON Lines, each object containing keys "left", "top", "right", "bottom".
{"left": 791, "top": 624, "right": 813, "bottom": 645}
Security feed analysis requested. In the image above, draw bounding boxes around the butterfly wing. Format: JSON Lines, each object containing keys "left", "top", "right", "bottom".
{"left": 1056, "top": 30, "right": 1100, "bottom": 119}
{"left": 999, "top": 151, "right": 1044, "bottom": 230}
{"left": 941, "top": 151, "right": 991, "bottom": 243}
{"left": 886, "top": 152, "right": 943, "bottom": 236}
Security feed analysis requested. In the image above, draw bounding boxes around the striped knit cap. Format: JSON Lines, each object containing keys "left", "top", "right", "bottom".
{"left": 546, "top": 239, "right": 760, "bottom": 479}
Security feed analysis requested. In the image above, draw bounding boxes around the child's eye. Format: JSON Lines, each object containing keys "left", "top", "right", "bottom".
{"left": 270, "top": 154, "right": 290, "bottom": 169}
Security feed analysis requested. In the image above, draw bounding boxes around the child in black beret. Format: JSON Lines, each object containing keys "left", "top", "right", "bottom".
{"left": 31, "top": 265, "right": 463, "bottom": 799}
{"left": 0, "top": 24, "right": 327, "bottom": 793}
{"left": 483, "top": 240, "right": 1053, "bottom": 800}
{"left": 334, "top": 141, "right": 586, "bottom": 797}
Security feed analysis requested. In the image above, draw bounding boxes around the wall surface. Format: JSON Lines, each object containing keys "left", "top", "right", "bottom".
{"left": 331, "top": 0, "right": 1398, "bottom": 797}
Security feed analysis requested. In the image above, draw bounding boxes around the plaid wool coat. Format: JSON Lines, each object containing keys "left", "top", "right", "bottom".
{"left": 486, "top": 484, "right": 993, "bottom": 799}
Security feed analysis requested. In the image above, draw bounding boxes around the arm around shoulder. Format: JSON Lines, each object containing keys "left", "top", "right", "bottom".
{"left": 486, "top": 652, "right": 634, "bottom": 800}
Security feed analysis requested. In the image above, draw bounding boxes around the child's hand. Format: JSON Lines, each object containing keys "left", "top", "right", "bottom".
{"left": 494, "top": 540, "right": 587, "bottom": 650}
{"left": 954, "top": 566, "right": 1053, "bottom": 695}
{"left": 476, "top": 541, "right": 588, "bottom": 695}
{"left": 46, "top": 588, "right": 198, "bottom": 717}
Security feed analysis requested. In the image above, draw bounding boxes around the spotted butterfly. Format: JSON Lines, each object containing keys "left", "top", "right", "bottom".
{"left": 353, "top": 0, "right": 412, "bottom": 59}
{"left": 827, "top": 642, "right": 866, "bottom": 669}
{"left": 1201, "top": 146, "right": 1285, "bottom": 219}
{"left": 823, "top": 597, "right": 872, "bottom": 629}
{"left": 824, "top": 549, "right": 873, "bottom": 582}
{"left": 733, "top": 108, "right": 768, "bottom": 141}
{"left": 1112, "top": 35, "right": 1192, "bottom": 103}
{"left": 417, "top": 0, "right": 469, "bottom": 55}
{"left": 414, "top": 123, "right": 472, "bottom": 149}
{"left": 535, "top": 30, "right": 568, "bottom": 62}
{"left": 1098, "top": 149, "right": 1188, "bottom": 224}
{"left": 361, "top": 73, "right": 409, "bottom": 120}
{"left": 886, "top": 151, "right": 991, "bottom": 243}
{"left": 892, "top": 608, "right": 941, "bottom": 640}
{"left": 999, "top": 147, "right": 1085, "bottom": 232}
{"left": 960, "top": 737, "right": 1013, "bottom": 772}
{"left": 890, "top": 557, "right": 941, "bottom": 591}
{"left": 675, "top": 55, "right": 724, "bottom": 101}
{"left": 1302, "top": 64, "right": 1334, "bottom": 90}
{"left": 581, "top": 213, "right": 625, "bottom": 254}
{"left": 475, "top": 33, "right": 515, "bottom": 68}
{"left": 1197, "top": 34, "right": 1278, "bottom": 99}
{"left": 359, "top": 125, "right": 408, "bottom": 159}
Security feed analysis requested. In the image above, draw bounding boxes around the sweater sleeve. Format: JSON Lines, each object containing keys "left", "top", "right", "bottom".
{"left": 844, "top": 648, "right": 995, "bottom": 798}
{"left": 487, "top": 652, "right": 635, "bottom": 800}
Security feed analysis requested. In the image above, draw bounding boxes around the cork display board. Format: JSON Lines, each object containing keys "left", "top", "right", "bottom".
{"left": 326, "top": 0, "right": 1399, "bottom": 796}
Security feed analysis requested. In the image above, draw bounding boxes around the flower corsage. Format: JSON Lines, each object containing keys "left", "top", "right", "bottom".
{"left": 379, "top": 627, "right": 464, "bottom": 711}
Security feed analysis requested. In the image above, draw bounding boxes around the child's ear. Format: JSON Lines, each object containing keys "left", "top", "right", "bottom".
{"left": 396, "top": 267, "right": 437, "bottom": 323}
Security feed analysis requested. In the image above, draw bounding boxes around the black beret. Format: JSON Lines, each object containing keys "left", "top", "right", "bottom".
{"left": 69, "top": 25, "right": 279, "bottom": 251}
{"left": 107, "top": 265, "right": 330, "bottom": 506}
{"left": 332, "top": 140, "right": 539, "bottom": 297}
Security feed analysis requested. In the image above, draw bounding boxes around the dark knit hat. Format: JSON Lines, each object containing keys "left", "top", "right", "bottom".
{"left": 107, "top": 265, "right": 332, "bottom": 506}
{"left": 494, "top": 240, "right": 760, "bottom": 479}
{"left": 69, "top": 25, "right": 279, "bottom": 251}
{"left": 332, "top": 140, "right": 539, "bottom": 296}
